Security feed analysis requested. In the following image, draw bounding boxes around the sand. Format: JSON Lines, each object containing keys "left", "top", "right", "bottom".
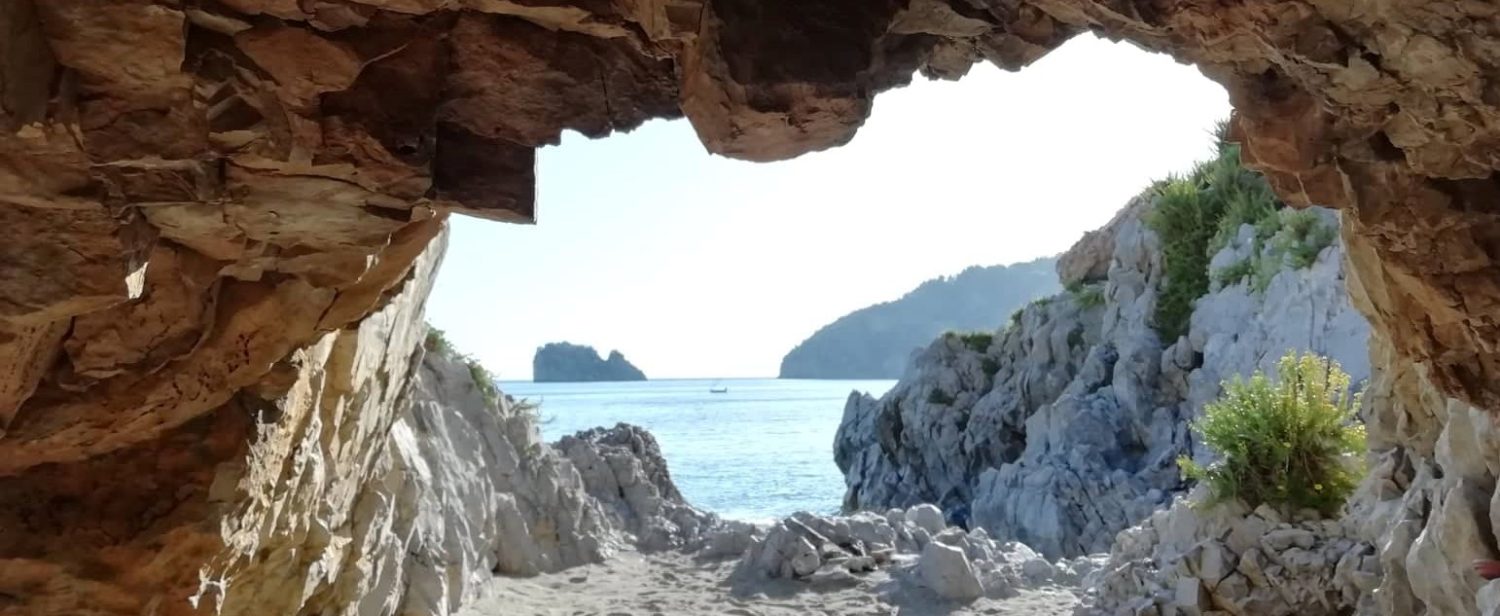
{"left": 459, "top": 548, "right": 1083, "bottom": 616}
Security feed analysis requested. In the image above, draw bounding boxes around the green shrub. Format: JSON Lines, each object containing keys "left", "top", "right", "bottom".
{"left": 425, "top": 323, "right": 500, "bottom": 406}
{"left": 1251, "top": 255, "right": 1282, "bottom": 294}
{"left": 1209, "top": 191, "right": 1278, "bottom": 257}
{"left": 1178, "top": 351, "right": 1366, "bottom": 515}
{"left": 927, "top": 388, "right": 955, "bottom": 405}
{"left": 959, "top": 332, "right": 993, "bottom": 353}
{"left": 468, "top": 360, "right": 500, "bottom": 405}
{"left": 1213, "top": 258, "right": 1256, "bottom": 288}
{"left": 425, "top": 326, "right": 456, "bottom": 358}
{"left": 1230, "top": 208, "right": 1337, "bottom": 294}
{"left": 1147, "top": 178, "right": 1222, "bottom": 341}
{"left": 1275, "top": 209, "right": 1337, "bottom": 270}
{"left": 1147, "top": 124, "right": 1288, "bottom": 330}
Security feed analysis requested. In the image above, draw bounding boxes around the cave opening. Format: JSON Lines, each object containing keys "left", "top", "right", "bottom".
{"left": 5, "top": 1, "right": 1500, "bottom": 613}
{"left": 421, "top": 33, "right": 1229, "bottom": 521}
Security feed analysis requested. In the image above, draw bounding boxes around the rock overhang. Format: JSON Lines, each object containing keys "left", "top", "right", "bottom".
{"left": 3, "top": 0, "right": 1500, "bottom": 503}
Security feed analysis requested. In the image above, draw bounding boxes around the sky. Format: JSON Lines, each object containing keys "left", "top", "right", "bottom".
{"left": 425, "top": 34, "right": 1232, "bottom": 380}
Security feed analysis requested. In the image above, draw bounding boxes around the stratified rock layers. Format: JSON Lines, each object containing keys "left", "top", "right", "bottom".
{"left": 6, "top": 1, "right": 1500, "bottom": 615}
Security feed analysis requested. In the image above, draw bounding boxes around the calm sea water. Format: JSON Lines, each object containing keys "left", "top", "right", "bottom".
{"left": 501, "top": 378, "right": 896, "bottom": 522}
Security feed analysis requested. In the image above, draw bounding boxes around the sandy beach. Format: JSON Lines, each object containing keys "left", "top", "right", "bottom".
{"left": 459, "top": 548, "right": 1083, "bottom": 616}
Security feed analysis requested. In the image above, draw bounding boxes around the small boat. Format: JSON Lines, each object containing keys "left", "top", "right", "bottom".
{"left": 709, "top": 386, "right": 729, "bottom": 394}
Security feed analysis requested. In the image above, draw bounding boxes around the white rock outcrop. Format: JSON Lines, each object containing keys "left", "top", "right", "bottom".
{"left": 557, "top": 423, "right": 719, "bottom": 552}
{"left": 730, "top": 507, "right": 1096, "bottom": 603}
{"left": 835, "top": 202, "right": 1369, "bottom": 559}
{"left": 1339, "top": 330, "right": 1500, "bottom": 616}
{"left": 919, "top": 542, "right": 984, "bottom": 600}
{"left": 195, "top": 252, "right": 718, "bottom": 615}
{"left": 1078, "top": 492, "right": 1376, "bottom": 616}
{"left": 189, "top": 233, "right": 628, "bottom": 615}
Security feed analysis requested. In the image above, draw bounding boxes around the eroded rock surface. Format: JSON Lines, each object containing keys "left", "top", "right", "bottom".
{"left": 4, "top": 0, "right": 1500, "bottom": 426}
{"left": 729, "top": 506, "right": 1102, "bottom": 603}
{"left": 836, "top": 202, "right": 1368, "bottom": 558}
{"left": 1341, "top": 329, "right": 1500, "bottom": 616}
{"left": 557, "top": 423, "right": 717, "bottom": 551}
{"left": 7, "top": 1, "right": 1500, "bottom": 614}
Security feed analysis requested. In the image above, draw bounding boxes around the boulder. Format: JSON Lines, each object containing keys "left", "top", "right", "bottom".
{"left": 917, "top": 541, "right": 984, "bottom": 601}
{"left": 556, "top": 423, "right": 717, "bottom": 552}
{"left": 906, "top": 504, "right": 946, "bottom": 535}
{"left": 734, "top": 522, "right": 825, "bottom": 580}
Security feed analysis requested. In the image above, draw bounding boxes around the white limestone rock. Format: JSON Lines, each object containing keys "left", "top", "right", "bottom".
{"left": 906, "top": 504, "right": 946, "bottom": 535}
{"left": 556, "top": 423, "right": 717, "bottom": 552}
{"left": 1076, "top": 494, "right": 1372, "bottom": 616}
{"left": 835, "top": 203, "right": 1370, "bottom": 560}
{"left": 918, "top": 541, "right": 984, "bottom": 601}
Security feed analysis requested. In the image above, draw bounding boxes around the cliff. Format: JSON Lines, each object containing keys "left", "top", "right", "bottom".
{"left": 779, "top": 258, "right": 1059, "bottom": 379}
{"left": 533, "top": 342, "right": 647, "bottom": 383}
{"left": 835, "top": 182, "right": 1369, "bottom": 558}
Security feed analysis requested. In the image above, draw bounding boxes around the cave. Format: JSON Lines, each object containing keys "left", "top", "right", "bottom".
{"left": 2, "top": 1, "right": 1498, "bottom": 614}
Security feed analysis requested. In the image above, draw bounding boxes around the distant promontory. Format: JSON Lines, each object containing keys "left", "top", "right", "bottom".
{"left": 779, "top": 258, "right": 1060, "bottom": 379}
{"left": 533, "top": 342, "right": 647, "bottom": 383}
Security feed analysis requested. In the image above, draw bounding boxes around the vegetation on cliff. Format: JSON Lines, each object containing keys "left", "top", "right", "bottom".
{"left": 425, "top": 326, "right": 500, "bottom": 404}
{"left": 779, "top": 259, "right": 1059, "bottom": 379}
{"left": 1145, "top": 122, "right": 1336, "bottom": 341}
{"left": 533, "top": 342, "right": 647, "bottom": 382}
{"left": 1179, "top": 351, "right": 1366, "bottom": 515}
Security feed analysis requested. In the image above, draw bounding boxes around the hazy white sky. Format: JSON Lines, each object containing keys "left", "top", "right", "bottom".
{"left": 426, "top": 34, "right": 1232, "bottom": 380}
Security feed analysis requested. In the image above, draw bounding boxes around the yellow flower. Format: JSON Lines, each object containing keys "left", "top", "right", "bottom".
{"left": 1314, "top": 483, "right": 1324, "bottom": 491}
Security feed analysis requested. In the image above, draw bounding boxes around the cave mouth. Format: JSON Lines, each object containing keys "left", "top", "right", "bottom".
{"left": 418, "top": 32, "right": 1230, "bottom": 523}
{"left": 426, "top": 32, "right": 1230, "bottom": 384}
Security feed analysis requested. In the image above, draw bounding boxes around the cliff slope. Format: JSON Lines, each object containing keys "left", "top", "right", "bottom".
{"left": 835, "top": 148, "right": 1370, "bottom": 558}
{"left": 780, "top": 258, "right": 1060, "bottom": 379}
{"left": 534, "top": 342, "right": 647, "bottom": 383}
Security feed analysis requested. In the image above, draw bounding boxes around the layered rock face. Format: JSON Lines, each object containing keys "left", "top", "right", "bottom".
{"left": 0, "top": 218, "right": 706, "bottom": 614}
{"left": 0, "top": 226, "right": 449, "bottom": 615}
{"left": 836, "top": 202, "right": 1368, "bottom": 558}
{"left": 5, "top": 0, "right": 1500, "bottom": 430}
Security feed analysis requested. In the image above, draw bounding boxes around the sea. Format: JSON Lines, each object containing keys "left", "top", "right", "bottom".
{"left": 500, "top": 378, "right": 897, "bottom": 523}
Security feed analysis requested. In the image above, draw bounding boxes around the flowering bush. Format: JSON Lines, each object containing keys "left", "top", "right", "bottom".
{"left": 1179, "top": 351, "right": 1366, "bottom": 515}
